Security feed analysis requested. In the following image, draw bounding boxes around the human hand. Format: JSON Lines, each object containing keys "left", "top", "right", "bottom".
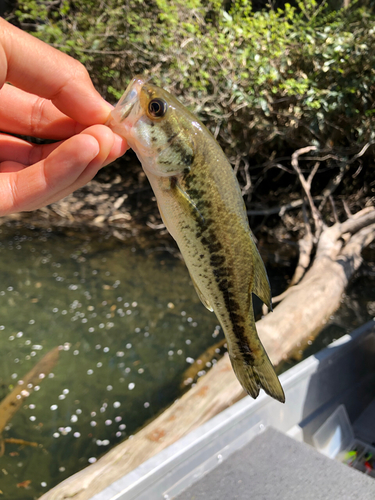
{"left": 0, "top": 18, "right": 128, "bottom": 216}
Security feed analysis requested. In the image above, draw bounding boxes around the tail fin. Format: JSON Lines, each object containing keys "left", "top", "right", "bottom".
{"left": 228, "top": 314, "right": 285, "bottom": 403}
{"left": 230, "top": 349, "right": 285, "bottom": 403}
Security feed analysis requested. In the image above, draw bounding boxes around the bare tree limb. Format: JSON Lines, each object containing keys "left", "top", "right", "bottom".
{"left": 264, "top": 205, "right": 314, "bottom": 315}
{"left": 240, "top": 158, "right": 252, "bottom": 195}
{"left": 329, "top": 195, "right": 339, "bottom": 224}
{"left": 247, "top": 197, "right": 323, "bottom": 217}
{"left": 319, "top": 163, "right": 349, "bottom": 212}
{"left": 307, "top": 161, "right": 320, "bottom": 186}
{"left": 291, "top": 146, "right": 323, "bottom": 238}
{"left": 343, "top": 200, "right": 352, "bottom": 218}
{"left": 340, "top": 207, "right": 375, "bottom": 235}
{"left": 348, "top": 141, "right": 373, "bottom": 163}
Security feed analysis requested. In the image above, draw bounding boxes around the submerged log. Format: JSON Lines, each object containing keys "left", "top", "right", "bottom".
{"left": 0, "top": 347, "right": 59, "bottom": 435}
{"left": 40, "top": 208, "right": 375, "bottom": 500}
{"left": 0, "top": 347, "right": 60, "bottom": 457}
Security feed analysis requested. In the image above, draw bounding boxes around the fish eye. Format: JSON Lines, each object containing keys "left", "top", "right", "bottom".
{"left": 148, "top": 99, "right": 167, "bottom": 118}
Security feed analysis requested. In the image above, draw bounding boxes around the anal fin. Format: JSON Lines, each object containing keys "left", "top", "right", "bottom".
{"left": 248, "top": 232, "right": 272, "bottom": 310}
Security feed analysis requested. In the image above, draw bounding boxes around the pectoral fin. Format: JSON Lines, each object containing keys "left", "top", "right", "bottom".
{"left": 156, "top": 201, "right": 169, "bottom": 230}
{"left": 171, "top": 178, "right": 205, "bottom": 224}
{"left": 248, "top": 232, "right": 272, "bottom": 310}
{"left": 190, "top": 274, "right": 214, "bottom": 312}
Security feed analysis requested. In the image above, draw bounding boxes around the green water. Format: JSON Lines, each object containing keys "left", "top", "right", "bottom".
{"left": 0, "top": 223, "right": 223, "bottom": 499}
{"left": 0, "top": 222, "right": 373, "bottom": 499}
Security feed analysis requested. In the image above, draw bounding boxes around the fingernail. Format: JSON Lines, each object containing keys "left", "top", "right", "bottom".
{"left": 84, "top": 135, "right": 100, "bottom": 161}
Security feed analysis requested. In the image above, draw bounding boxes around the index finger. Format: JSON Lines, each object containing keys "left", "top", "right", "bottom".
{"left": 0, "top": 18, "right": 111, "bottom": 125}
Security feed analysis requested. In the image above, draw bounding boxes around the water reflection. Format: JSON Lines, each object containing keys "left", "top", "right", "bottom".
{"left": 0, "top": 223, "right": 221, "bottom": 499}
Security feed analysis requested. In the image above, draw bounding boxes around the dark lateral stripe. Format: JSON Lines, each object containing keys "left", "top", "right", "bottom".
{"left": 210, "top": 253, "right": 255, "bottom": 364}
{"left": 210, "top": 254, "right": 225, "bottom": 266}
{"left": 213, "top": 268, "right": 226, "bottom": 279}
{"left": 184, "top": 176, "right": 255, "bottom": 365}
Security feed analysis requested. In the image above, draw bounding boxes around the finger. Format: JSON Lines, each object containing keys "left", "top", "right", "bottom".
{"left": 0, "top": 134, "right": 101, "bottom": 215}
{"left": 0, "top": 133, "right": 69, "bottom": 168}
{"left": 0, "top": 161, "right": 25, "bottom": 173}
{"left": 0, "top": 127, "right": 127, "bottom": 166}
{"left": 0, "top": 19, "right": 112, "bottom": 125}
{"left": 0, "top": 84, "right": 85, "bottom": 139}
{"left": 100, "top": 133, "right": 128, "bottom": 168}
{"left": 0, "top": 134, "right": 34, "bottom": 163}
{"left": 41, "top": 129, "right": 128, "bottom": 206}
{"left": 0, "top": 126, "right": 127, "bottom": 215}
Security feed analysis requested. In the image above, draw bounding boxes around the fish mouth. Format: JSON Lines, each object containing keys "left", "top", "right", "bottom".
{"left": 116, "top": 77, "right": 145, "bottom": 121}
{"left": 106, "top": 76, "right": 146, "bottom": 137}
{"left": 116, "top": 89, "right": 137, "bottom": 120}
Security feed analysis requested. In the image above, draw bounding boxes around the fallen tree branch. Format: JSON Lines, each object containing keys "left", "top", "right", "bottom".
{"left": 340, "top": 207, "right": 375, "bottom": 234}
{"left": 264, "top": 206, "right": 313, "bottom": 314}
{"left": 0, "top": 347, "right": 59, "bottom": 458}
{"left": 0, "top": 347, "right": 59, "bottom": 436}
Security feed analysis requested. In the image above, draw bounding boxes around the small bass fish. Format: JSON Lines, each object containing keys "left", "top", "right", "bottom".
{"left": 107, "top": 77, "right": 285, "bottom": 403}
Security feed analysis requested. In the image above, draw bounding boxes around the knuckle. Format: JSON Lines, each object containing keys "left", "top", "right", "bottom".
{"left": 27, "top": 143, "right": 44, "bottom": 166}
{"left": 3, "top": 175, "right": 19, "bottom": 215}
{"left": 70, "top": 59, "right": 90, "bottom": 82}
{"left": 29, "top": 96, "right": 48, "bottom": 138}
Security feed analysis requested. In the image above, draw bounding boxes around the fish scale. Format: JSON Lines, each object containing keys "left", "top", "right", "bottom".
{"left": 107, "top": 76, "right": 285, "bottom": 403}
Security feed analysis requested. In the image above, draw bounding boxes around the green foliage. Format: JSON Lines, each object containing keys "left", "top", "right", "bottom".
{"left": 8, "top": 1, "right": 375, "bottom": 177}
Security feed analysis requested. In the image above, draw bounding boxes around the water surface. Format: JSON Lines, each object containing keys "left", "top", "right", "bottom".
{"left": 0, "top": 222, "right": 373, "bottom": 499}
{"left": 0, "top": 223, "right": 221, "bottom": 499}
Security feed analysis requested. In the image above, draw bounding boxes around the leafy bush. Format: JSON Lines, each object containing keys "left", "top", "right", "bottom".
{"left": 7, "top": 0, "right": 375, "bottom": 214}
